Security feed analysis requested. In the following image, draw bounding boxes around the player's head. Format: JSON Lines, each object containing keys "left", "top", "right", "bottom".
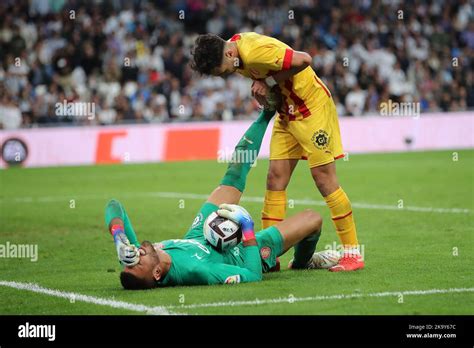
{"left": 119, "top": 241, "right": 163, "bottom": 290}
{"left": 190, "top": 34, "right": 239, "bottom": 77}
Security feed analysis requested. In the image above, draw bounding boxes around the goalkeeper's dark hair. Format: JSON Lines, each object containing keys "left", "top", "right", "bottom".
{"left": 190, "top": 34, "right": 226, "bottom": 75}
{"left": 120, "top": 271, "right": 156, "bottom": 290}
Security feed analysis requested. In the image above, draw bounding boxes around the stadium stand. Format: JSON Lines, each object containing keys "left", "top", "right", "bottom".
{"left": 0, "top": 0, "right": 472, "bottom": 129}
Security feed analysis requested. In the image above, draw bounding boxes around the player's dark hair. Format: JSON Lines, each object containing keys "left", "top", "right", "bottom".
{"left": 120, "top": 271, "right": 156, "bottom": 290}
{"left": 190, "top": 34, "right": 226, "bottom": 75}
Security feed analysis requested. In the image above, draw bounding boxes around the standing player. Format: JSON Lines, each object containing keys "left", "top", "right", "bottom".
{"left": 190, "top": 32, "right": 363, "bottom": 271}
{"left": 105, "top": 109, "right": 339, "bottom": 289}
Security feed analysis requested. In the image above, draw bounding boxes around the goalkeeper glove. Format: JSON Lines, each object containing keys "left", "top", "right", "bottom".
{"left": 217, "top": 204, "right": 255, "bottom": 242}
{"left": 111, "top": 224, "right": 140, "bottom": 267}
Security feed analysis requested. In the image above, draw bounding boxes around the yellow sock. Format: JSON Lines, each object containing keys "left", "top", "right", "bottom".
{"left": 324, "top": 187, "right": 359, "bottom": 248}
{"left": 261, "top": 190, "right": 287, "bottom": 229}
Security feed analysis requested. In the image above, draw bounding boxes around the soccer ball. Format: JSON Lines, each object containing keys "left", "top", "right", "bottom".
{"left": 203, "top": 212, "right": 242, "bottom": 251}
{"left": 310, "top": 250, "right": 341, "bottom": 269}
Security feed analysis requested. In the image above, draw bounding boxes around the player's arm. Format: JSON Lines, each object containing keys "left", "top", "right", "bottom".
{"left": 248, "top": 43, "right": 311, "bottom": 96}
{"left": 268, "top": 50, "right": 311, "bottom": 84}
{"left": 206, "top": 108, "right": 275, "bottom": 206}
{"left": 197, "top": 261, "right": 262, "bottom": 285}
{"left": 195, "top": 204, "right": 262, "bottom": 285}
{"left": 107, "top": 219, "right": 140, "bottom": 267}
{"left": 104, "top": 199, "right": 140, "bottom": 266}
{"left": 217, "top": 203, "right": 262, "bottom": 279}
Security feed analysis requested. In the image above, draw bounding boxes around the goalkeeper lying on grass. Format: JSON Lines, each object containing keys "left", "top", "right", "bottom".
{"left": 105, "top": 109, "right": 340, "bottom": 289}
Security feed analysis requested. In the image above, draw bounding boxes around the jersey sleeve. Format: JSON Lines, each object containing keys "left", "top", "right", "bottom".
{"left": 246, "top": 43, "right": 294, "bottom": 73}
{"left": 206, "top": 263, "right": 260, "bottom": 284}
{"left": 183, "top": 202, "right": 218, "bottom": 240}
{"left": 196, "top": 245, "right": 262, "bottom": 285}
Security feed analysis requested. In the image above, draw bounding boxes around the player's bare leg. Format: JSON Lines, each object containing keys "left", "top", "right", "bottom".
{"left": 311, "top": 162, "right": 364, "bottom": 272}
{"left": 207, "top": 185, "right": 242, "bottom": 207}
{"left": 276, "top": 210, "right": 322, "bottom": 250}
{"left": 266, "top": 159, "right": 300, "bottom": 191}
{"left": 262, "top": 159, "right": 299, "bottom": 271}
{"left": 274, "top": 210, "right": 339, "bottom": 269}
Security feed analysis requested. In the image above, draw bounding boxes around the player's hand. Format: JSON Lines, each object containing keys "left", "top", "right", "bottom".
{"left": 217, "top": 204, "right": 255, "bottom": 242}
{"left": 252, "top": 80, "right": 281, "bottom": 111}
{"left": 252, "top": 80, "right": 270, "bottom": 109}
{"left": 254, "top": 93, "right": 270, "bottom": 109}
{"left": 251, "top": 80, "right": 269, "bottom": 99}
{"left": 217, "top": 204, "right": 253, "bottom": 228}
{"left": 114, "top": 232, "right": 140, "bottom": 267}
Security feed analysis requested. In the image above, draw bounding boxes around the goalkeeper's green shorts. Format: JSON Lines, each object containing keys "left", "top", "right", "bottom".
{"left": 255, "top": 226, "right": 284, "bottom": 273}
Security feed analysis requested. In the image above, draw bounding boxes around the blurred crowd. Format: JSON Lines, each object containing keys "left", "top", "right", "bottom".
{"left": 0, "top": 0, "right": 473, "bottom": 129}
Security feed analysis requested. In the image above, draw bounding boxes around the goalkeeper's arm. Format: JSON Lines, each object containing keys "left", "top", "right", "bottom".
{"left": 104, "top": 200, "right": 140, "bottom": 266}
{"left": 217, "top": 203, "right": 262, "bottom": 279}
{"left": 196, "top": 206, "right": 263, "bottom": 285}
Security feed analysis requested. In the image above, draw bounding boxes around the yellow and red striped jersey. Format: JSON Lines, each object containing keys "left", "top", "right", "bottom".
{"left": 229, "top": 32, "right": 331, "bottom": 120}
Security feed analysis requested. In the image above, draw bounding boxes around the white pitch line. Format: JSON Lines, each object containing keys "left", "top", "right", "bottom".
{"left": 1, "top": 281, "right": 472, "bottom": 314}
{"left": 3, "top": 191, "right": 471, "bottom": 214}
{"left": 165, "top": 287, "right": 474, "bottom": 310}
{"left": 0, "top": 281, "right": 180, "bottom": 315}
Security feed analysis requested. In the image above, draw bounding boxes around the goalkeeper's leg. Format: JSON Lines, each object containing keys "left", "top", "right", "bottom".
{"left": 274, "top": 209, "right": 323, "bottom": 268}
{"left": 207, "top": 109, "right": 276, "bottom": 207}
{"left": 220, "top": 109, "right": 275, "bottom": 193}
{"left": 104, "top": 199, "right": 140, "bottom": 247}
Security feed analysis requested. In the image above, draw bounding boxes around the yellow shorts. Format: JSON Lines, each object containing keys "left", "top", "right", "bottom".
{"left": 270, "top": 98, "right": 344, "bottom": 168}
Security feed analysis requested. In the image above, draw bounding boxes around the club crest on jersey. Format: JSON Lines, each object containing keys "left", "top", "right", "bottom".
{"left": 312, "top": 129, "right": 330, "bottom": 150}
{"left": 224, "top": 275, "right": 241, "bottom": 284}
{"left": 191, "top": 213, "right": 203, "bottom": 229}
{"left": 260, "top": 247, "right": 271, "bottom": 260}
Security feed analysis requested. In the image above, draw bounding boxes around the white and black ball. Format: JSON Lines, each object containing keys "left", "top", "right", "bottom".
{"left": 203, "top": 212, "right": 242, "bottom": 251}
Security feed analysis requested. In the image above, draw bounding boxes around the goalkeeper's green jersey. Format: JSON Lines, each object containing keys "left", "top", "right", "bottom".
{"left": 155, "top": 203, "right": 283, "bottom": 286}
{"left": 155, "top": 238, "right": 261, "bottom": 286}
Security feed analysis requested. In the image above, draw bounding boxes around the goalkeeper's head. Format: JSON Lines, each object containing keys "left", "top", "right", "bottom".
{"left": 119, "top": 241, "right": 164, "bottom": 290}
{"left": 190, "top": 33, "right": 240, "bottom": 77}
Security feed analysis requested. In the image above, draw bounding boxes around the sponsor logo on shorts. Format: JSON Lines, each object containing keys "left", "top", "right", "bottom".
{"left": 224, "top": 275, "right": 241, "bottom": 284}
{"left": 312, "top": 129, "right": 330, "bottom": 150}
{"left": 260, "top": 246, "right": 271, "bottom": 260}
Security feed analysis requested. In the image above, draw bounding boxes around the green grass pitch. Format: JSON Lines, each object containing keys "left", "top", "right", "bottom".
{"left": 0, "top": 150, "right": 473, "bottom": 315}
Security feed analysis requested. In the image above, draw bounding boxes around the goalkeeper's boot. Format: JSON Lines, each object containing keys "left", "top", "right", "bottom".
{"left": 268, "top": 257, "right": 280, "bottom": 272}
{"left": 288, "top": 250, "right": 340, "bottom": 270}
{"left": 329, "top": 247, "right": 364, "bottom": 272}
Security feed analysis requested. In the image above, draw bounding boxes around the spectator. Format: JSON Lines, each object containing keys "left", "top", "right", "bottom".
{"left": 345, "top": 83, "right": 367, "bottom": 117}
{"left": 0, "top": 94, "right": 22, "bottom": 129}
{"left": 0, "top": 0, "right": 471, "bottom": 130}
